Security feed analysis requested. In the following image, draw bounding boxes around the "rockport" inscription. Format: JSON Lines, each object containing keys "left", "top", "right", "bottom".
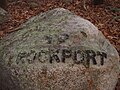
{"left": 15, "top": 46, "right": 107, "bottom": 67}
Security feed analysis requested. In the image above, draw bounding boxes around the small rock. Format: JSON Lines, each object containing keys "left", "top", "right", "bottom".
{"left": 0, "top": 7, "right": 8, "bottom": 24}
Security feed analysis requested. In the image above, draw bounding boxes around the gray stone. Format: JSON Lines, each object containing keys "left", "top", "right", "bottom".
{"left": 0, "top": 8, "right": 8, "bottom": 24}
{"left": 0, "top": 8, "right": 120, "bottom": 90}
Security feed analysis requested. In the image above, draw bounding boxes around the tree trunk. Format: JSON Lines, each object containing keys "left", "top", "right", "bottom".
{"left": 0, "top": 0, "right": 7, "bottom": 10}
{"left": 93, "top": 0, "right": 104, "bottom": 5}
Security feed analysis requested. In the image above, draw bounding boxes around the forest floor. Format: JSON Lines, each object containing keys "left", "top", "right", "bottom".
{"left": 0, "top": 0, "right": 120, "bottom": 89}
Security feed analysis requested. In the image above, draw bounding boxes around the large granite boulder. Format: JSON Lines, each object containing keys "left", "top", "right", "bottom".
{"left": 0, "top": 8, "right": 8, "bottom": 24}
{"left": 0, "top": 8, "right": 120, "bottom": 90}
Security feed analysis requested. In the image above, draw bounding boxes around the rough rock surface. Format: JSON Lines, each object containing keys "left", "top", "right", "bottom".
{"left": 0, "top": 8, "right": 8, "bottom": 24}
{"left": 0, "top": 8, "right": 120, "bottom": 90}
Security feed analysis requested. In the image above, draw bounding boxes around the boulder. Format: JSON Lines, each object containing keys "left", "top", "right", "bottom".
{"left": 0, "top": 8, "right": 120, "bottom": 90}
{"left": 0, "top": 7, "right": 8, "bottom": 24}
